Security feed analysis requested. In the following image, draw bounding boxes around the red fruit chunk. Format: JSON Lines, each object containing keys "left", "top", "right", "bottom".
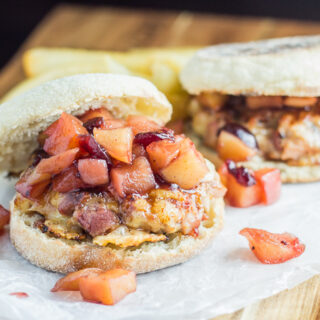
{"left": 43, "top": 112, "right": 88, "bottom": 156}
{"left": 160, "top": 138, "right": 208, "bottom": 189}
{"left": 52, "top": 165, "right": 86, "bottom": 193}
{"left": 15, "top": 168, "right": 50, "bottom": 200}
{"left": 219, "top": 163, "right": 260, "bottom": 208}
{"left": 10, "top": 292, "right": 29, "bottom": 298}
{"left": 83, "top": 117, "right": 105, "bottom": 133}
{"left": 94, "top": 127, "right": 133, "bottom": 164}
{"left": 217, "top": 130, "right": 257, "bottom": 162}
{"left": 0, "top": 205, "right": 10, "bottom": 229}
{"left": 134, "top": 129, "right": 174, "bottom": 148}
{"left": 79, "top": 269, "right": 136, "bottom": 305}
{"left": 239, "top": 228, "right": 305, "bottom": 264}
{"left": 255, "top": 168, "right": 281, "bottom": 205}
{"left": 51, "top": 268, "right": 103, "bottom": 292}
{"left": 78, "top": 135, "right": 112, "bottom": 166}
{"left": 226, "top": 160, "right": 256, "bottom": 187}
{"left": 79, "top": 107, "right": 113, "bottom": 123}
{"left": 126, "top": 115, "right": 161, "bottom": 135}
{"left": 146, "top": 139, "right": 180, "bottom": 172}
{"left": 78, "top": 159, "right": 109, "bottom": 185}
{"left": 111, "top": 156, "right": 156, "bottom": 197}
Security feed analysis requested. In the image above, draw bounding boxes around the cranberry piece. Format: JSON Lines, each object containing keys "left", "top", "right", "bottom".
{"left": 134, "top": 129, "right": 175, "bottom": 148}
{"left": 83, "top": 117, "right": 105, "bottom": 134}
{"left": 226, "top": 160, "right": 256, "bottom": 187}
{"left": 78, "top": 135, "right": 112, "bottom": 169}
{"left": 218, "top": 123, "right": 258, "bottom": 149}
{"left": 31, "top": 150, "right": 49, "bottom": 167}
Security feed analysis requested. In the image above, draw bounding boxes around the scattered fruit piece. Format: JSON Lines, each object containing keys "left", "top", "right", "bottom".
{"left": 79, "top": 107, "right": 113, "bottom": 123}
{"left": 217, "top": 128, "right": 257, "bottom": 162}
{"left": 79, "top": 269, "right": 136, "bottom": 305}
{"left": 0, "top": 205, "right": 10, "bottom": 229}
{"left": 255, "top": 168, "right": 281, "bottom": 205}
{"left": 111, "top": 156, "right": 156, "bottom": 197}
{"left": 94, "top": 127, "right": 134, "bottom": 164}
{"left": 160, "top": 138, "right": 208, "bottom": 189}
{"left": 43, "top": 112, "right": 88, "bottom": 155}
{"left": 126, "top": 115, "right": 161, "bottom": 135}
{"left": 103, "top": 119, "right": 126, "bottom": 129}
{"left": 10, "top": 292, "right": 29, "bottom": 298}
{"left": 78, "top": 159, "right": 109, "bottom": 185}
{"left": 51, "top": 268, "right": 103, "bottom": 292}
{"left": 239, "top": 228, "right": 305, "bottom": 264}
{"left": 219, "top": 162, "right": 260, "bottom": 208}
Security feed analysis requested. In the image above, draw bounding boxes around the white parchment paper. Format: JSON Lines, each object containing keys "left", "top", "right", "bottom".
{"left": 0, "top": 175, "right": 319, "bottom": 320}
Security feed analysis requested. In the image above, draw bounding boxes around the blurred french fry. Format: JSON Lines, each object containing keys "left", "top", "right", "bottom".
{"left": 23, "top": 47, "right": 198, "bottom": 78}
{"left": 2, "top": 59, "right": 132, "bottom": 102}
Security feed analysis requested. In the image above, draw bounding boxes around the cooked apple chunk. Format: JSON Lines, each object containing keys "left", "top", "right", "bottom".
{"left": 160, "top": 138, "right": 208, "bottom": 189}
{"left": 93, "top": 127, "right": 134, "bottom": 164}
{"left": 111, "top": 156, "right": 156, "bottom": 197}
{"left": 78, "top": 159, "right": 109, "bottom": 186}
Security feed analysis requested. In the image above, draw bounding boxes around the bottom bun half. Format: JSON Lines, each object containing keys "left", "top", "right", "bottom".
{"left": 10, "top": 196, "right": 224, "bottom": 274}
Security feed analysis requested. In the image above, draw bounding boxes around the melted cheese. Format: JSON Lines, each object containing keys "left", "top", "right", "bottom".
{"left": 93, "top": 226, "right": 166, "bottom": 248}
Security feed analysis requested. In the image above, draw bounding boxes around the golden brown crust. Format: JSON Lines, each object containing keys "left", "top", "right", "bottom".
{"left": 10, "top": 196, "right": 224, "bottom": 274}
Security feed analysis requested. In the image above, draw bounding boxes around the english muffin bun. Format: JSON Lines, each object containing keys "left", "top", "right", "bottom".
{"left": 180, "top": 35, "right": 320, "bottom": 97}
{"left": 0, "top": 73, "right": 172, "bottom": 173}
{"left": 1, "top": 73, "right": 225, "bottom": 274}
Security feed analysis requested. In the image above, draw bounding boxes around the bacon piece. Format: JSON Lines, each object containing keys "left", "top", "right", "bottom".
{"left": 51, "top": 268, "right": 103, "bottom": 292}
{"left": 74, "top": 203, "right": 120, "bottom": 237}
{"left": 240, "top": 228, "right": 305, "bottom": 264}
{"left": 58, "top": 192, "right": 84, "bottom": 216}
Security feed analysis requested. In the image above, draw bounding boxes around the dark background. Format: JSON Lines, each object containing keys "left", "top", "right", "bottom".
{"left": 1, "top": 0, "right": 320, "bottom": 68}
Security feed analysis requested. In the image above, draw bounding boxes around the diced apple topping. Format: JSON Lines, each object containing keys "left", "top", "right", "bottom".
{"left": 146, "top": 139, "right": 181, "bottom": 172}
{"left": 43, "top": 112, "right": 88, "bottom": 155}
{"left": 93, "top": 127, "right": 133, "bottom": 164}
{"left": 217, "top": 130, "right": 257, "bottom": 162}
{"left": 79, "top": 107, "right": 114, "bottom": 123}
{"left": 160, "top": 138, "right": 209, "bottom": 189}
{"left": 126, "top": 115, "right": 161, "bottom": 135}
{"left": 78, "top": 159, "right": 109, "bottom": 185}
{"left": 103, "top": 119, "right": 126, "bottom": 129}
{"left": 111, "top": 156, "right": 156, "bottom": 197}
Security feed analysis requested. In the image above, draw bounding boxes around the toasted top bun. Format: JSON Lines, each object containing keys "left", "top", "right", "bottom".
{"left": 180, "top": 35, "right": 320, "bottom": 97}
{"left": 0, "top": 73, "right": 172, "bottom": 173}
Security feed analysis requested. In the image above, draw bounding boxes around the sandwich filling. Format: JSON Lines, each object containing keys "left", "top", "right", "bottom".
{"left": 191, "top": 93, "right": 320, "bottom": 166}
{"left": 14, "top": 107, "right": 225, "bottom": 248}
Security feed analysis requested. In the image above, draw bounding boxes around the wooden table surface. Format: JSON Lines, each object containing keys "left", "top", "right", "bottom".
{"left": 1, "top": 4, "right": 320, "bottom": 319}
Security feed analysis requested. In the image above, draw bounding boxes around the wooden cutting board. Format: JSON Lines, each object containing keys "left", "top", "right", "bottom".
{"left": 1, "top": 4, "right": 320, "bottom": 319}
